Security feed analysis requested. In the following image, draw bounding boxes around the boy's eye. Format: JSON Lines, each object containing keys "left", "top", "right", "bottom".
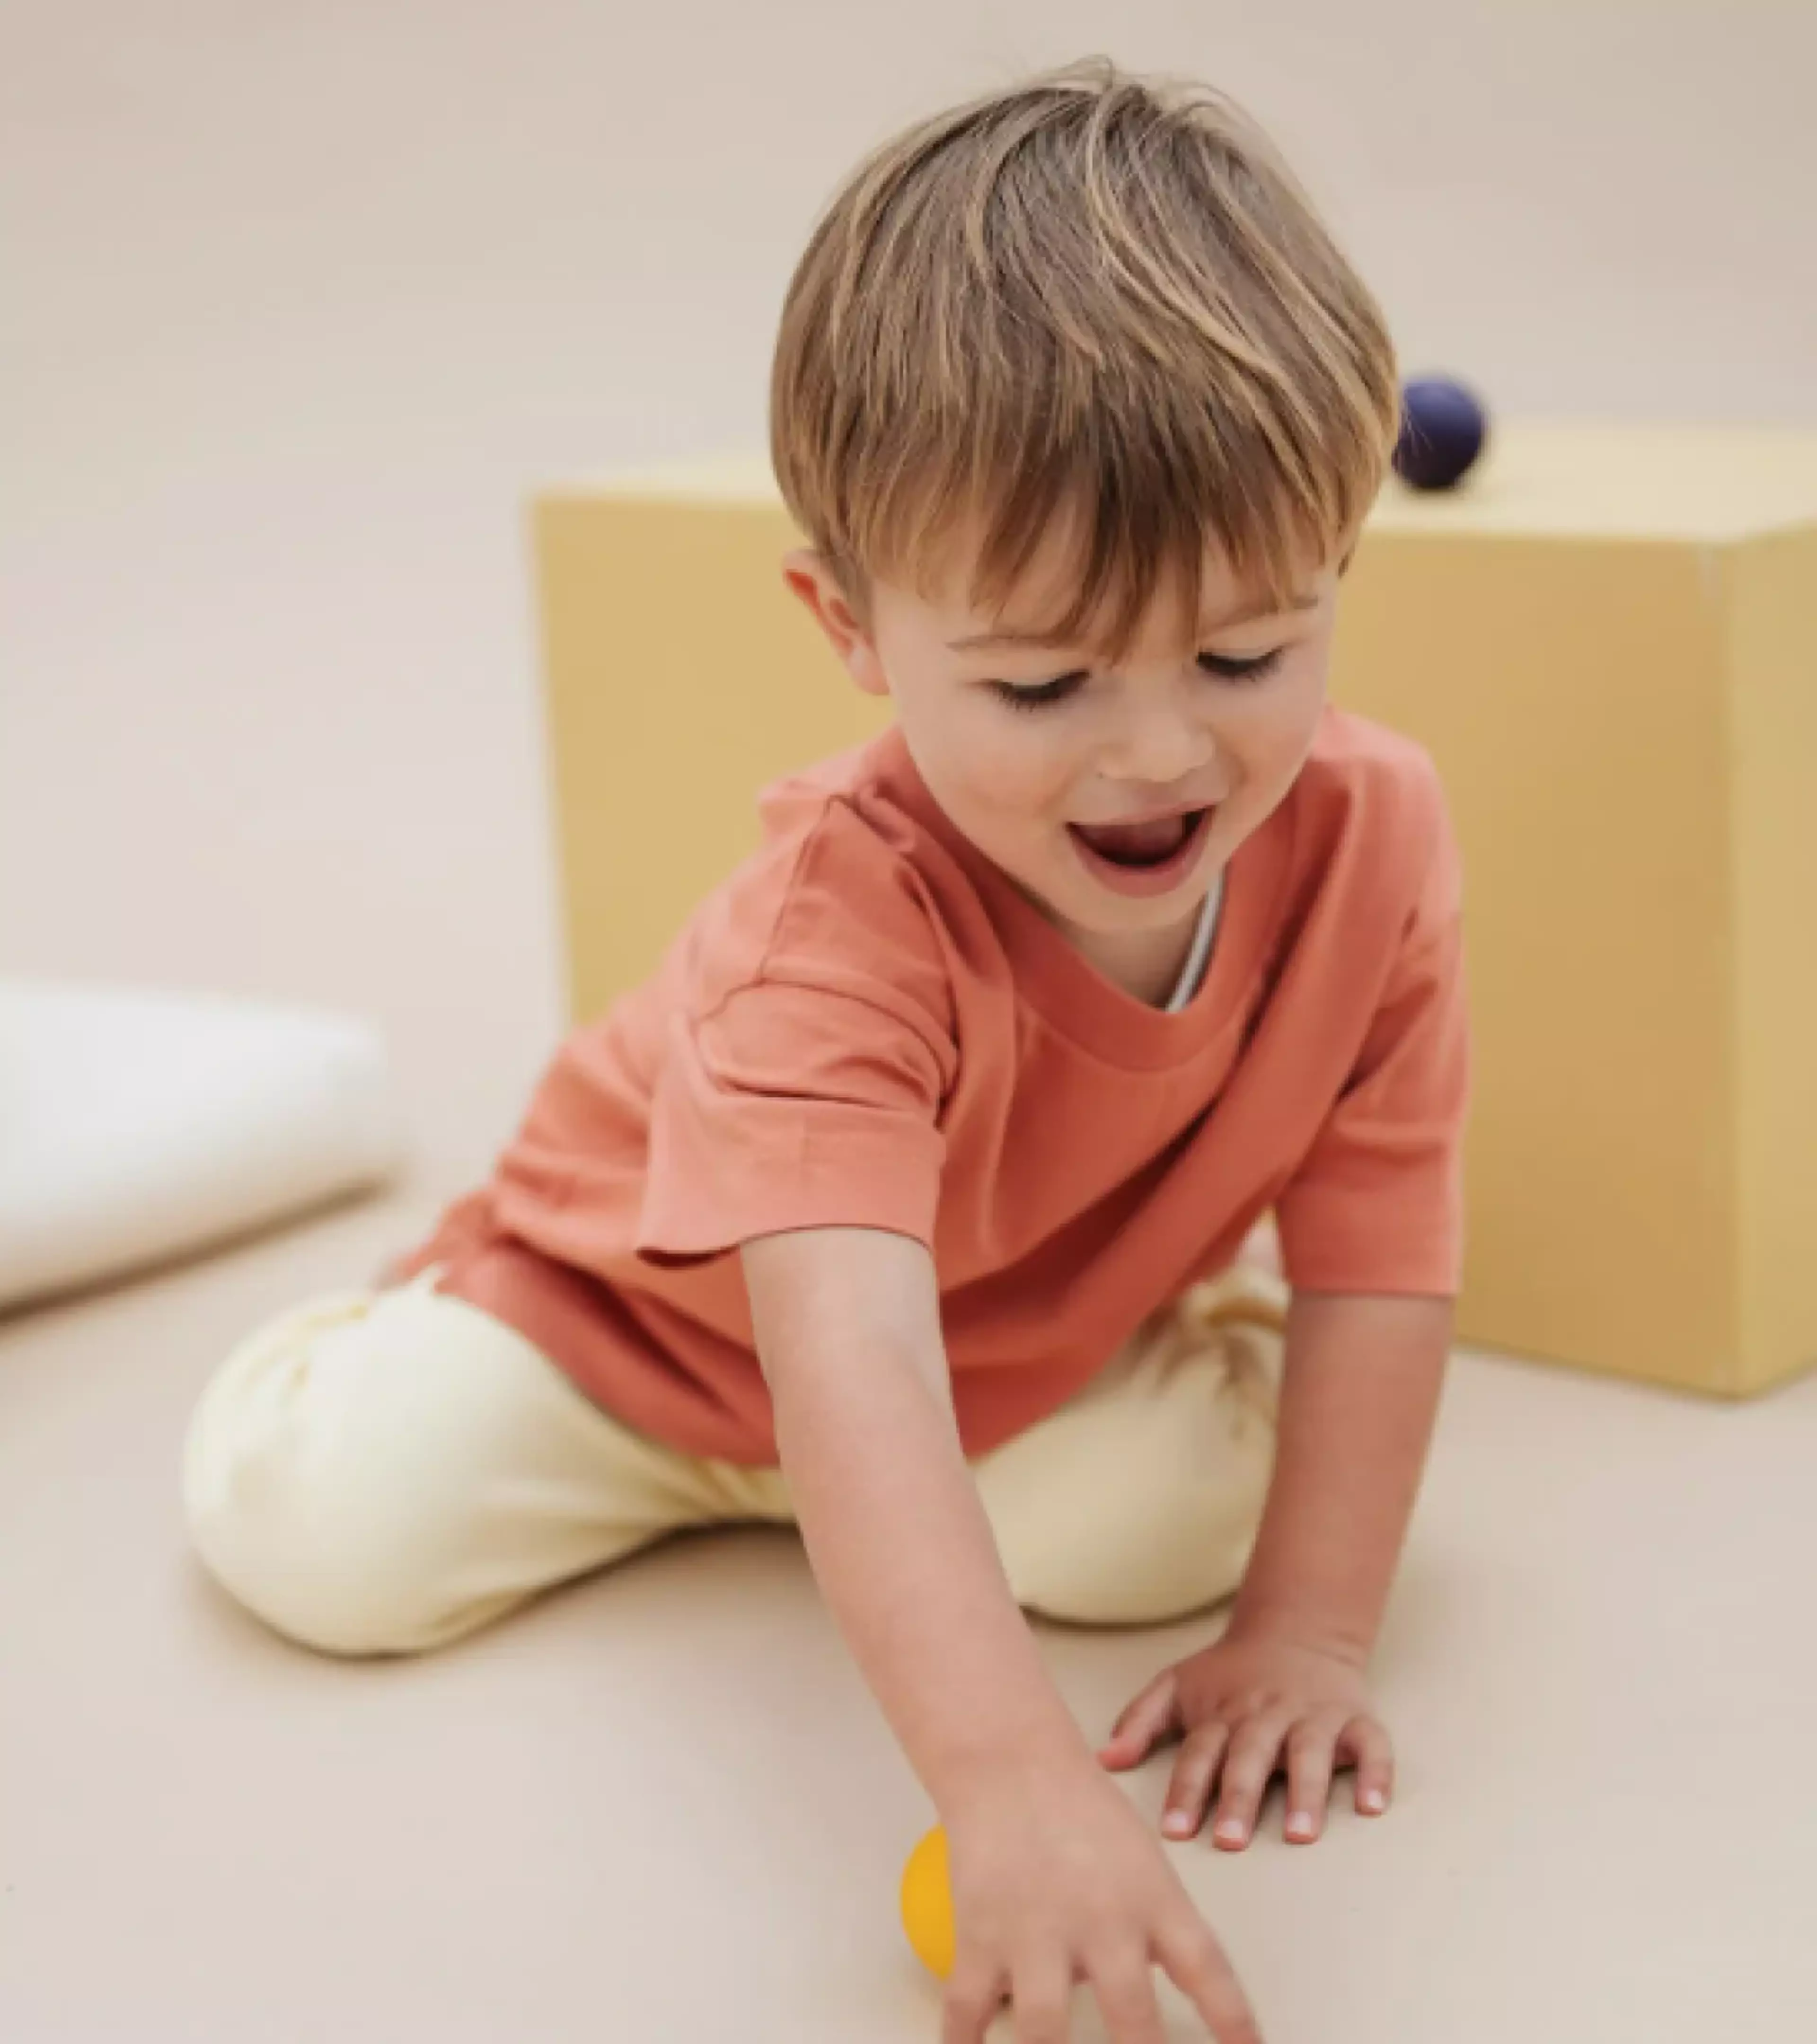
{"left": 1198, "top": 648, "right": 1285, "bottom": 684}
{"left": 988, "top": 646, "right": 1284, "bottom": 712}
{"left": 989, "top": 671, "right": 1088, "bottom": 713}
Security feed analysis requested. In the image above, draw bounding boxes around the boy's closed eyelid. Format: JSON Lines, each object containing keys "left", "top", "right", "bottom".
{"left": 970, "top": 666, "right": 1089, "bottom": 701}
{"left": 978, "top": 631, "right": 1303, "bottom": 695}
{"left": 1199, "top": 645, "right": 1287, "bottom": 674}
{"left": 986, "top": 671, "right": 1090, "bottom": 711}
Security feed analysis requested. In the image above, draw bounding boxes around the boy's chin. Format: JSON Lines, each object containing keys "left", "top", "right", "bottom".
{"left": 1063, "top": 850, "right": 1224, "bottom": 929}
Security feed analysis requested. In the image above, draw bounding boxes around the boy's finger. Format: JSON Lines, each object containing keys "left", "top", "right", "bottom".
{"left": 1161, "top": 1722, "right": 1229, "bottom": 1839}
{"left": 941, "top": 1962, "right": 1005, "bottom": 2044}
{"left": 1157, "top": 1912, "right": 1264, "bottom": 2044}
{"left": 1099, "top": 1670, "right": 1182, "bottom": 1768}
{"left": 1340, "top": 1715, "right": 1395, "bottom": 1815}
{"left": 1210, "top": 1716, "right": 1290, "bottom": 1850}
{"left": 1088, "top": 1947, "right": 1167, "bottom": 2044}
{"left": 1283, "top": 1718, "right": 1341, "bottom": 1842}
{"left": 1009, "top": 1956, "right": 1075, "bottom": 2044}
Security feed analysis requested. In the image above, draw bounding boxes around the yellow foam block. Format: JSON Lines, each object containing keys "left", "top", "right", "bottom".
{"left": 532, "top": 425, "right": 1817, "bottom": 1398}
{"left": 1336, "top": 427, "right": 1817, "bottom": 1398}
{"left": 533, "top": 461, "right": 887, "bottom": 1026}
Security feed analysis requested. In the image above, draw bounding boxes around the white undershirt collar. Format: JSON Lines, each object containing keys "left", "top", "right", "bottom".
{"left": 1164, "top": 871, "right": 1225, "bottom": 1013}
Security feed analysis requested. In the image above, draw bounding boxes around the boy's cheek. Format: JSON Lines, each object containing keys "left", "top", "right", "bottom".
{"left": 921, "top": 732, "right": 1074, "bottom": 828}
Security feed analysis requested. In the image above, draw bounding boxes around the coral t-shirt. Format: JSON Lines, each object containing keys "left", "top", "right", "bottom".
{"left": 400, "top": 710, "right": 1468, "bottom": 1466}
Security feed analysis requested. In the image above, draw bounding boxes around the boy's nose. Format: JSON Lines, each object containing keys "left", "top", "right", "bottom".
{"left": 1103, "top": 706, "right": 1215, "bottom": 787}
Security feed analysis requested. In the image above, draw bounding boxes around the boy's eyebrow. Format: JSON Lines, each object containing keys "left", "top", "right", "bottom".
{"left": 948, "top": 591, "right": 1319, "bottom": 652}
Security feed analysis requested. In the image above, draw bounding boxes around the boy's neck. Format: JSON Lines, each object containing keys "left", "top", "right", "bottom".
{"left": 1043, "top": 894, "right": 1209, "bottom": 1008}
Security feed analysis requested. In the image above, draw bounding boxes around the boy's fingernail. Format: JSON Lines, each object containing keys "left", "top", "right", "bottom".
{"left": 1163, "top": 1810, "right": 1194, "bottom": 1837}
{"left": 1287, "top": 1813, "right": 1315, "bottom": 1839}
{"left": 1215, "top": 1818, "right": 1246, "bottom": 1844}
{"left": 1362, "top": 1789, "right": 1386, "bottom": 1813}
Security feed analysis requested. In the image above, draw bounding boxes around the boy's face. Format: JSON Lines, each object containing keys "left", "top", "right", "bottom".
{"left": 787, "top": 528, "right": 1339, "bottom": 991}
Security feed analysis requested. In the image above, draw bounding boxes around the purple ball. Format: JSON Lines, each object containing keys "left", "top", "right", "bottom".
{"left": 1393, "top": 376, "right": 1488, "bottom": 491}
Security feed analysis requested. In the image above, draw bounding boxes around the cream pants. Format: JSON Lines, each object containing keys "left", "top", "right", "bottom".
{"left": 183, "top": 1265, "right": 1285, "bottom": 1656}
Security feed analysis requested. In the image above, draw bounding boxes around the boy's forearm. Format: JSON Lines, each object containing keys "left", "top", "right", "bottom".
{"left": 1229, "top": 1291, "right": 1452, "bottom": 1663}
{"left": 770, "top": 1337, "right": 1093, "bottom": 1810}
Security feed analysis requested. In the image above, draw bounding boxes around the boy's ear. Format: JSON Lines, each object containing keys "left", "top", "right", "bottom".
{"left": 782, "top": 550, "right": 891, "bottom": 698}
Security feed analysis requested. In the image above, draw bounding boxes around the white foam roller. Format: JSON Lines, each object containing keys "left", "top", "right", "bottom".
{"left": 0, "top": 979, "right": 401, "bottom": 1310}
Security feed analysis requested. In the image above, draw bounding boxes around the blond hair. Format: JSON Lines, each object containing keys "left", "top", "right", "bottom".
{"left": 771, "top": 61, "right": 1398, "bottom": 653}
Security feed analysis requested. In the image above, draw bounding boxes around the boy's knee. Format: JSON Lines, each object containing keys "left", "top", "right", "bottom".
{"left": 998, "top": 1509, "right": 1261, "bottom": 1629}
{"left": 185, "top": 1455, "right": 457, "bottom": 1657}
{"left": 981, "top": 1329, "right": 1279, "bottom": 1627}
{"left": 182, "top": 1313, "right": 468, "bottom": 1658}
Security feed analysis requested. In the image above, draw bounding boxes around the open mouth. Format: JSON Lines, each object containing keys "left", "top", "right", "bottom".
{"left": 1067, "top": 807, "right": 1214, "bottom": 897}
{"left": 1071, "top": 811, "right": 1206, "bottom": 867}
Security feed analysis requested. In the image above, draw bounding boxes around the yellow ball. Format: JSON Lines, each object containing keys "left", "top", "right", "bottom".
{"left": 900, "top": 1825, "right": 956, "bottom": 1980}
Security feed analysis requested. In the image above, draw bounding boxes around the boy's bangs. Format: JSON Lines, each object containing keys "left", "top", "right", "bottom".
{"left": 864, "top": 399, "right": 1350, "bottom": 662}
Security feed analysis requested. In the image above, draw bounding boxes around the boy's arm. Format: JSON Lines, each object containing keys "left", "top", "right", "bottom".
{"left": 741, "top": 1224, "right": 1091, "bottom": 1795}
{"left": 1227, "top": 1290, "right": 1452, "bottom": 1663}
{"left": 1102, "top": 1288, "right": 1452, "bottom": 1850}
{"left": 742, "top": 1224, "right": 1261, "bottom": 2044}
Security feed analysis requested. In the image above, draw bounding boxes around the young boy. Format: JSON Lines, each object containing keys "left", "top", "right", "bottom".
{"left": 185, "top": 63, "right": 1465, "bottom": 2044}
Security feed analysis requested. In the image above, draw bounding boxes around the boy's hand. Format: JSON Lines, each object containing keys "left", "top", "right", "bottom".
{"left": 942, "top": 1759, "right": 1261, "bottom": 2044}
{"left": 1099, "top": 1630, "right": 1392, "bottom": 1850}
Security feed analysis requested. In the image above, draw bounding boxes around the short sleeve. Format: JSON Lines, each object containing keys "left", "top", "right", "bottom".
{"left": 1276, "top": 775, "right": 1470, "bottom": 1297}
{"left": 635, "top": 976, "right": 953, "bottom": 1261}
